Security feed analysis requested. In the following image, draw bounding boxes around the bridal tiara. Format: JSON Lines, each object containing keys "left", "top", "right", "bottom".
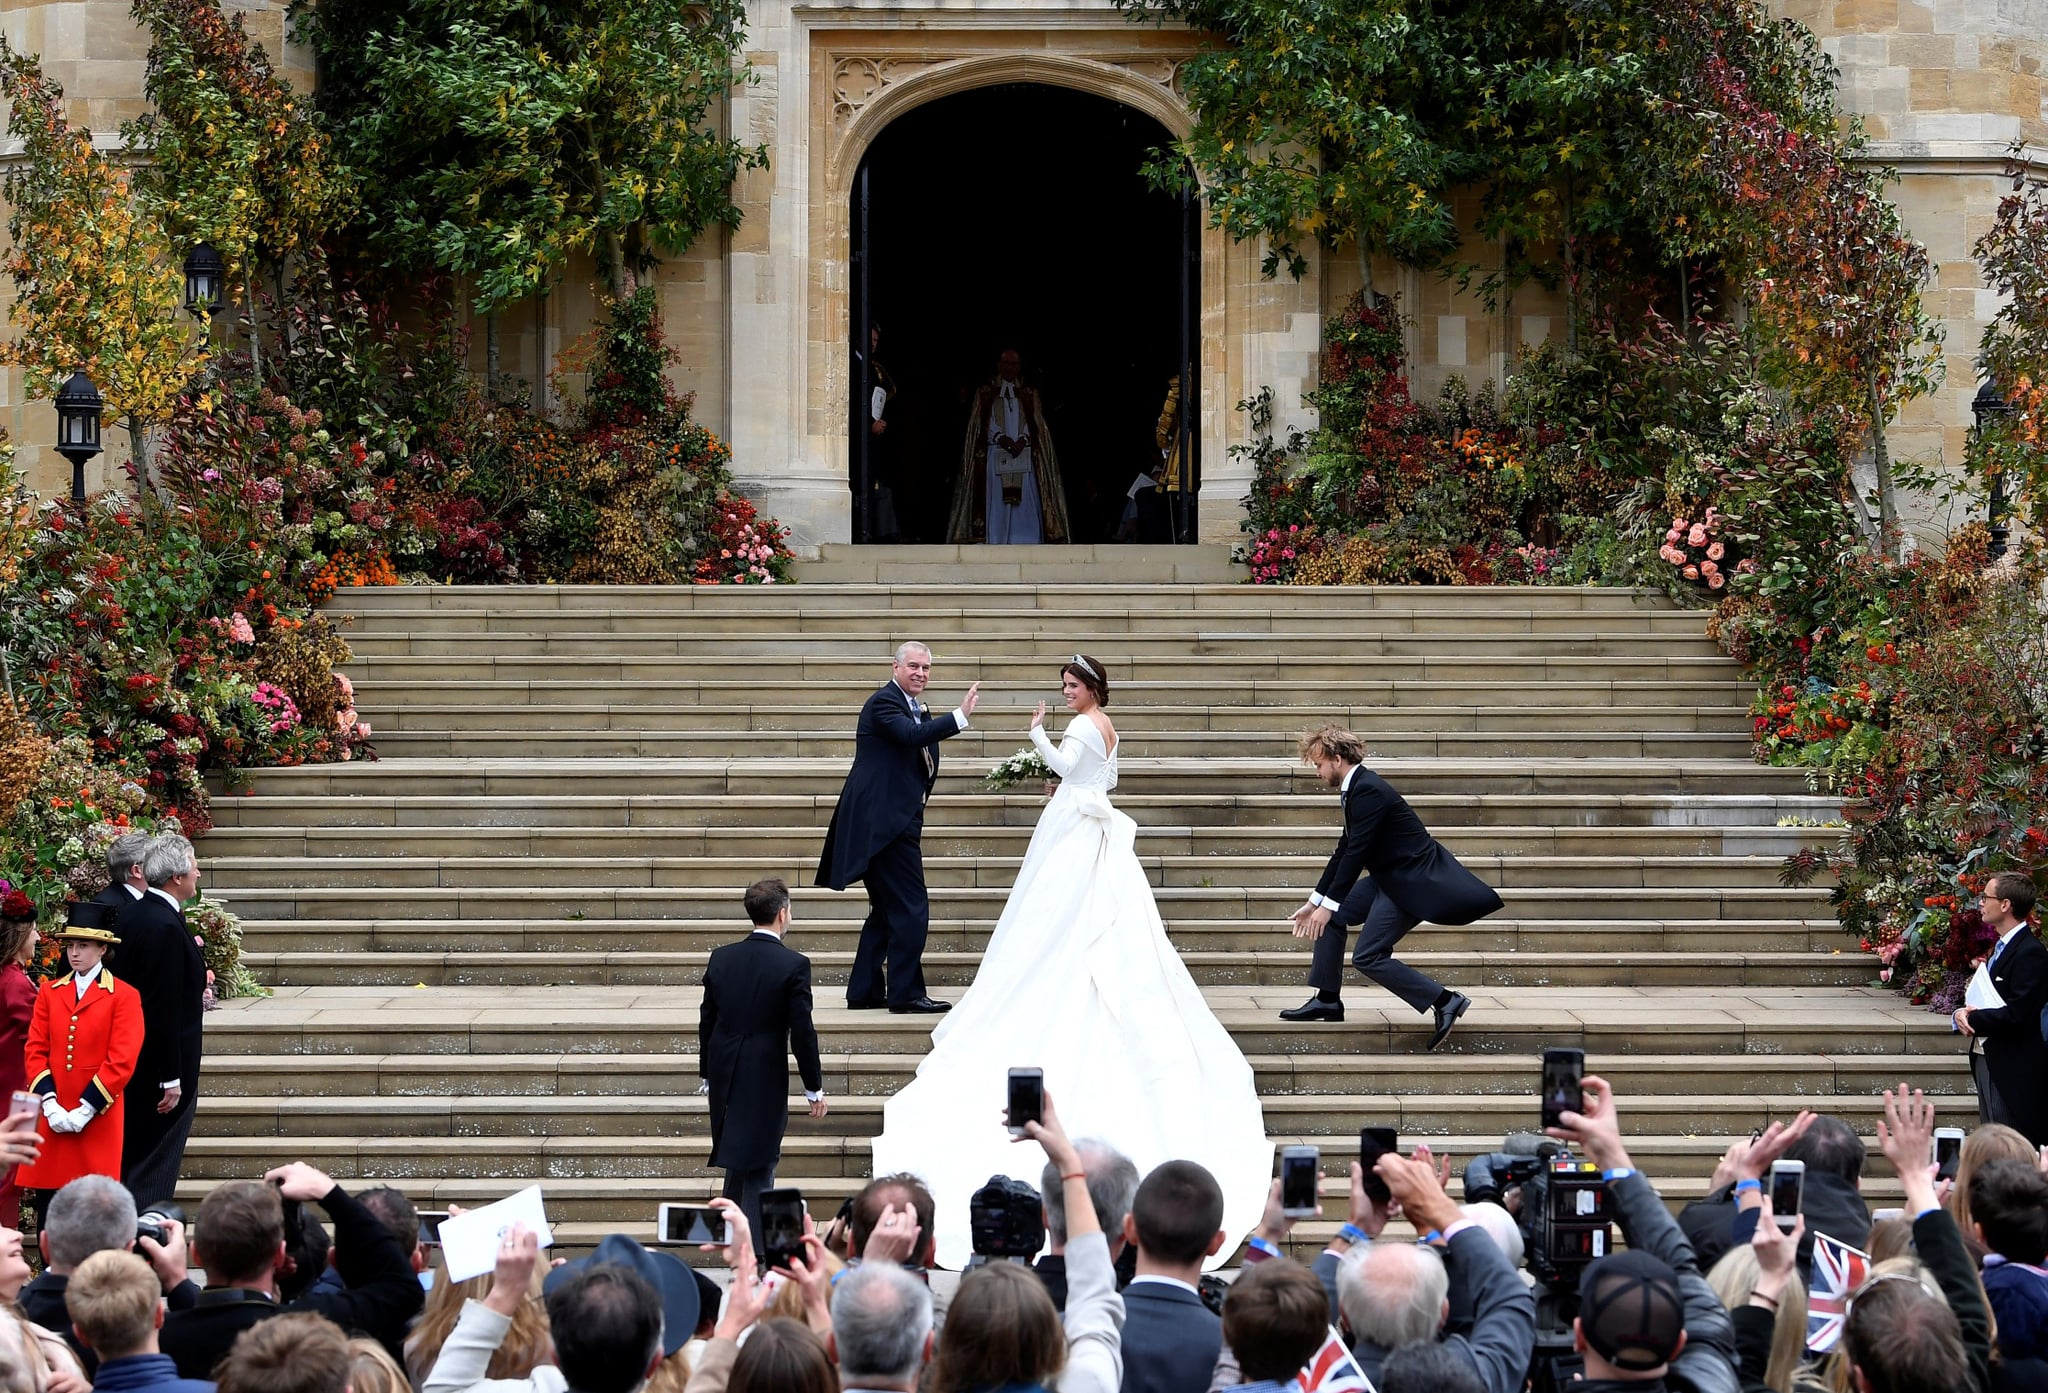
{"left": 1070, "top": 654, "right": 1101, "bottom": 680}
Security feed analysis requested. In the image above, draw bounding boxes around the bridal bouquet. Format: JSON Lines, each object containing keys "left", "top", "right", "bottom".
{"left": 983, "top": 747, "right": 1054, "bottom": 791}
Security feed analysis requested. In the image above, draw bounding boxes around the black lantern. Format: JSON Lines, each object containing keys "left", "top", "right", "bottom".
{"left": 182, "top": 242, "right": 225, "bottom": 320}
{"left": 54, "top": 369, "right": 103, "bottom": 504}
{"left": 1972, "top": 377, "right": 2017, "bottom": 560}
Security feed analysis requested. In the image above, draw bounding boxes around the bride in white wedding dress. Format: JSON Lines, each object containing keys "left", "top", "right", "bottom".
{"left": 869, "top": 655, "right": 1273, "bottom": 1270}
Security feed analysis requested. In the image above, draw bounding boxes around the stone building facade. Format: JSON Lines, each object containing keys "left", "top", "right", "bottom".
{"left": 3, "top": 0, "right": 2042, "bottom": 548}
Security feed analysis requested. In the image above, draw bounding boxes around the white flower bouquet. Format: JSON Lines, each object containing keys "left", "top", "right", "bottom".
{"left": 983, "top": 747, "right": 1055, "bottom": 791}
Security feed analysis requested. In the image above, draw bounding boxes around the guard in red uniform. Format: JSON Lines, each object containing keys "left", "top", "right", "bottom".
{"left": 15, "top": 902, "right": 144, "bottom": 1226}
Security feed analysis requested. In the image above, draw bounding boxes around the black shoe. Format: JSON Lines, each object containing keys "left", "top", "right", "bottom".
{"left": 1279, "top": 997, "right": 1344, "bottom": 1023}
{"left": 1427, "top": 992, "right": 1471, "bottom": 1051}
{"left": 846, "top": 997, "right": 887, "bottom": 1011}
{"left": 889, "top": 996, "right": 952, "bottom": 1014}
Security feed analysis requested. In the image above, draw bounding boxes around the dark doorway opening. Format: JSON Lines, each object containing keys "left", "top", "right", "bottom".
{"left": 850, "top": 83, "right": 1197, "bottom": 544}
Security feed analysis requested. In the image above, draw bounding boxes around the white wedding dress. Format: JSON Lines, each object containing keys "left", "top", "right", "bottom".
{"left": 870, "top": 716, "right": 1273, "bottom": 1270}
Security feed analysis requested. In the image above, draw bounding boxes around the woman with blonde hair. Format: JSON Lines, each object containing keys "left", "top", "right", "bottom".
{"left": 405, "top": 1267, "right": 552, "bottom": 1388}
{"left": 1708, "top": 1241, "right": 1810, "bottom": 1392}
{"left": 348, "top": 1340, "right": 412, "bottom": 1393}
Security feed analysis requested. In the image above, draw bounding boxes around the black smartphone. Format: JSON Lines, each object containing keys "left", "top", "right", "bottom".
{"left": 1540, "top": 1048, "right": 1585, "bottom": 1130}
{"left": 1358, "top": 1127, "right": 1398, "bottom": 1206}
{"left": 656, "top": 1204, "right": 731, "bottom": 1247}
{"left": 417, "top": 1209, "right": 448, "bottom": 1247}
{"left": 1769, "top": 1160, "right": 1805, "bottom": 1232}
{"left": 1280, "top": 1145, "right": 1320, "bottom": 1217}
{"left": 1007, "top": 1067, "right": 1045, "bottom": 1136}
{"left": 759, "top": 1188, "right": 806, "bottom": 1272}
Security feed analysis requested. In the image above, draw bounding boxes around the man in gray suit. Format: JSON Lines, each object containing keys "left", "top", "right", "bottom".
{"left": 1117, "top": 1161, "right": 1227, "bottom": 1393}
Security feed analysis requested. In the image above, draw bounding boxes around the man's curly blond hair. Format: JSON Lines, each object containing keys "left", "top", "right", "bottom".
{"left": 1298, "top": 723, "right": 1365, "bottom": 766}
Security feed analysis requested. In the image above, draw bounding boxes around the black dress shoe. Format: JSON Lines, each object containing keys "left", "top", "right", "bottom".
{"left": 1428, "top": 992, "right": 1471, "bottom": 1051}
{"left": 846, "top": 998, "right": 887, "bottom": 1011}
{"left": 1278, "top": 997, "right": 1345, "bottom": 1023}
{"left": 889, "top": 996, "right": 952, "bottom": 1014}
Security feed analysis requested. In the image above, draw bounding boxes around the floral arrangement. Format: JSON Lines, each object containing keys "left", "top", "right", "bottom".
{"left": 983, "top": 748, "right": 1055, "bottom": 791}
{"left": 1658, "top": 511, "right": 1728, "bottom": 590}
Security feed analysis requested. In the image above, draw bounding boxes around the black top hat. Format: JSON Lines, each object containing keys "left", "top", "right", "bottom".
{"left": 57, "top": 901, "right": 121, "bottom": 946}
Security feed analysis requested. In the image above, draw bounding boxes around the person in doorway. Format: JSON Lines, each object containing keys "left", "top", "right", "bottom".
{"left": 857, "top": 322, "right": 902, "bottom": 542}
{"left": 948, "top": 348, "right": 1072, "bottom": 544}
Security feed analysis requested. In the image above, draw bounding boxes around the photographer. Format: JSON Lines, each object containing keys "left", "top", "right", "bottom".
{"left": 19, "top": 1175, "right": 197, "bottom": 1375}
{"left": 1546, "top": 1076, "right": 1736, "bottom": 1393}
{"left": 160, "top": 1163, "right": 422, "bottom": 1380}
{"left": 927, "top": 1088, "right": 1122, "bottom": 1393}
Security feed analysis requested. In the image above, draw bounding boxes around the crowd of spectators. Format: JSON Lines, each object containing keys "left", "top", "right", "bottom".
{"left": 0, "top": 1069, "right": 2031, "bottom": 1393}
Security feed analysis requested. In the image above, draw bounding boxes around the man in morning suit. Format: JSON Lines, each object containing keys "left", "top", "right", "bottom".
{"left": 816, "top": 641, "right": 980, "bottom": 1014}
{"left": 1118, "top": 1160, "right": 1228, "bottom": 1393}
{"left": 1280, "top": 723, "right": 1503, "bottom": 1049}
{"left": 698, "top": 878, "right": 826, "bottom": 1237}
{"left": 89, "top": 833, "right": 152, "bottom": 922}
{"left": 119, "top": 835, "right": 208, "bottom": 1207}
{"left": 1954, "top": 869, "right": 2048, "bottom": 1146}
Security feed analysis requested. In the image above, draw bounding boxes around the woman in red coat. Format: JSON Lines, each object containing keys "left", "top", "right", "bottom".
{"left": 14, "top": 902, "right": 143, "bottom": 1229}
{"left": 0, "top": 890, "right": 41, "bottom": 1228}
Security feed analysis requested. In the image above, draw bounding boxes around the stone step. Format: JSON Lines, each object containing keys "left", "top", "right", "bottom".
{"left": 204, "top": 852, "right": 1803, "bottom": 893}
{"left": 195, "top": 1051, "right": 1966, "bottom": 1102}
{"left": 229, "top": 917, "right": 1850, "bottom": 956}
{"left": 200, "top": 822, "right": 1827, "bottom": 861}
{"left": 330, "top": 580, "right": 1681, "bottom": 614}
{"left": 335, "top": 608, "right": 1716, "bottom": 638}
{"left": 239, "top": 947, "right": 1871, "bottom": 990}
{"left": 212, "top": 880, "right": 1828, "bottom": 922}
{"left": 357, "top": 703, "right": 1758, "bottom": 737}
{"left": 361, "top": 729, "right": 1758, "bottom": 760}
{"left": 348, "top": 680, "right": 1757, "bottom": 710}
{"left": 795, "top": 543, "right": 1247, "bottom": 583}
{"left": 206, "top": 792, "right": 1839, "bottom": 832}
{"left": 196, "top": 985, "right": 1935, "bottom": 1060}
{"left": 340, "top": 631, "right": 1727, "bottom": 660}
{"left": 226, "top": 758, "right": 1809, "bottom": 800}
{"left": 340, "top": 654, "right": 1740, "bottom": 684}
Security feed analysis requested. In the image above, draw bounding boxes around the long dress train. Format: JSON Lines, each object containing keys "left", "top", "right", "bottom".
{"left": 869, "top": 716, "right": 1273, "bottom": 1270}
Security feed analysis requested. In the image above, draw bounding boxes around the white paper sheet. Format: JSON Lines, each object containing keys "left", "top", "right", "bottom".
{"left": 437, "top": 1184, "right": 555, "bottom": 1284}
{"left": 1966, "top": 960, "right": 2006, "bottom": 1011}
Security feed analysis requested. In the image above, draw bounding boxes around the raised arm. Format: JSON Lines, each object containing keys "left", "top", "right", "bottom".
{"left": 1029, "top": 720, "right": 1081, "bottom": 779}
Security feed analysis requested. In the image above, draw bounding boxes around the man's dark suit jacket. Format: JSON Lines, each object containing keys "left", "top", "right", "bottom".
{"left": 699, "top": 932, "right": 823, "bottom": 1172}
{"left": 114, "top": 890, "right": 207, "bottom": 1175}
{"left": 1118, "top": 1281, "right": 1221, "bottom": 1393}
{"left": 21, "top": 1268, "right": 202, "bottom": 1376}
{"left": 1973, "top": 927, "right": 2048, "bottom": 1145}
{"left": 1317, "top": 767, "right": 1503, "bottom": 926}
{"left": 815, "top": 683, "right": 960, "bottom": 890}
{"left": 90, "top": 882, "right": 140, "bottom": 923}
{"left": 159, "top": 1181, "right": 421, "bottom": 1380}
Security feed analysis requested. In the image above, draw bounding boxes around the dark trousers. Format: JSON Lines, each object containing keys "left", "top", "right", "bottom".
{"left": 123, "top": 1085, "right": 197, "bottom": 1209}
{"left": 1308, "top": 879, "right": 1442, "bottom": 1013}
{"left": 850, "top": 830, "right": 929, "bottom": 1007}
{"left": 1973, "top": 1048, "right": 2005, "bottom": 1127}
{"left": 723, "top": 1164, "right": 775, "bottom": 1242}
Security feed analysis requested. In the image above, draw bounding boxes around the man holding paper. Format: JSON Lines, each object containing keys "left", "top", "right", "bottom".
{"left": 1953, "top": 871, "right": 2048, "bottom": 1145}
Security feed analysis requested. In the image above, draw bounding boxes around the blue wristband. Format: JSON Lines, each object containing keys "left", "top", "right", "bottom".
{"left": 1337, "top": 1223, "right": 1368, "bottom": 1244}
{"left": 1246, "top": 1236, "right": 1282, "bottom": 1260}
{"left": 1732, "top": 1177, "right": 1761, "bottom": 1194}
{"left": 1604, "top": 1167, "right": 1637, "bottom": 1183}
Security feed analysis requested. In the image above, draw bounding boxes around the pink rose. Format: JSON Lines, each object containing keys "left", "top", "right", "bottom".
{"left": 1699, "top": 560, "right": 1718, "bottom": 577}
{"left": 1707, "top": 573, "right": 1725, "bottom": 589}
{"left": 1688, "top": 526, "right": 1708, "bottom": 547}
{"left": 1683, "top": 565, "right": 1700, "bottom": 580}
{"left": 1665, "top": 527, "right": 1682, "bottom": 543}
{"left": 1672, "top": 516, "right": 1686, "bottom": 528}
{"left": 357, "top": 720, "right": 372, "bottom": 738}
{"left": 1706, "top": 542, "right": 1725, "bottom": 561}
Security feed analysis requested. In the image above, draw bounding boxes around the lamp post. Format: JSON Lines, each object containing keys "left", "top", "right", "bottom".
{"left": 182, "top": 243, "right": 225, "bottom": 321}
{"left": 1972, "top": 377, "right": 2016, "bottom": 560}
{"left": 53, "top": 369, "right": 104, "bottom": 505}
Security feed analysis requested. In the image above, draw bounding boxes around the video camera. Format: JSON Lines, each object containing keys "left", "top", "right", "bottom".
{"left": 1466, "top": 1135, "right": 1614, "bottom": 1393}
{"left": 967, "top": 1175, "right": 1045, "bottom": 1264}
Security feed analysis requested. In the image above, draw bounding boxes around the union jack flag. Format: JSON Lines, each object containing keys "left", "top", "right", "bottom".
{"left": 1807, "top": 1231, "right": 1872, "bottom": 1353}
{"left": 1296, "top": 1327, "right": 1376, "bottom": 1393}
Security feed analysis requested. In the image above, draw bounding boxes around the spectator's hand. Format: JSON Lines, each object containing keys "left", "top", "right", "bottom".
{"left": 1348, "top": 1162, "right": 1391, "bottom": 1240}
{"left": 784, "top": 1216, "right": 834, "bottom": 1339}
{"left": 1256, "top": 1178, "right": 1310, "bottom": 1246}
{"left": 157, "top": 1083, "right": 181, "bottom": 1115}
{"left": 808, "top": 1094, "right": 829, "bottom": 1120}
{"left": 863, "top": 1202, "right": 920, "bottom": 1265}
{"left": 483, "top": 1224, "right": 539, "bottom": 1318}
{"left": 138, "top": 1216, "right": 190, "bottom": 1292}
{"left": 1877, "top": 1082, "right": 1941, "bottom": 1211}
{"left": 1735, "top": 1112, "right": 1817, "bottom": 1183}
{"left": 0, "top": 1109, "right": 40, "bottom": 1167}
{"left": 704, "top": 1198, "right": 754, "bottom": 1273}
{"left": 1015, "top": 1086, "right": 1080, "bottom": 1178}
{"left": 263, "top": 1161, "right": 337, "bottom": 1201}
{"left": 713, "top": 1257, "right": 768, "bottom": 1342}
{"left": 1547, "top": 1074, "right": 1632, "bottom": 1173}
{"left": 1377, "top": 1151, "right": 1461, "bottom": 1237}
{"left": 2038, "top": 1144, "right": 2048, "bottom": 1179}
{"left": 1749, "top": 1202, "right": 1803, "bottom": 1305}
{"left": 1710, "top": 1138, "right": 1749, "bottom": 1192}
{"left": 44, "top": 1368, "right": 87, "bottom": 1393}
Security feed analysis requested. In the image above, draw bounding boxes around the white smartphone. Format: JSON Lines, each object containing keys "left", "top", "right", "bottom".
{"left": 1933, "top": 1127, "right": 1965, "bottom": 1182}
{"left": 656, "top": 1203, "right": 731, "bottom": 1247}
{"left": 1769, "top": 1159, "right": 1805, "bottom": 1232}
{"left": 1280, "top": 1145, "right": 1320, "bottom": 1218}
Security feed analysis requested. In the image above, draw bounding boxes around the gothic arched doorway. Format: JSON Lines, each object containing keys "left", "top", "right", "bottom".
{"left": 849, "top": 83, "right": 1198, "bottom": 544}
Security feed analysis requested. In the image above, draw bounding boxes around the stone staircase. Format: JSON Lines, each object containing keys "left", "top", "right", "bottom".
{"left": 188, "top": 550, "right": 1958, "bottom": 1252}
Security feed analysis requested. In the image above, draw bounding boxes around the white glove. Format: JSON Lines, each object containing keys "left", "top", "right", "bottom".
{"left": 43, "top": 1099, "right": 78, "bottom": 1134}
{"left": 66, "top": 1104, "right": 94, "bottom": 1131}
